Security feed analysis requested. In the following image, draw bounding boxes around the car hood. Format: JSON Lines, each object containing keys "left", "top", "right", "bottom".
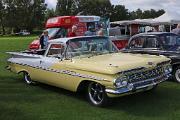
{"left": 65, "top": 53, "right": 170, "bottom": 75}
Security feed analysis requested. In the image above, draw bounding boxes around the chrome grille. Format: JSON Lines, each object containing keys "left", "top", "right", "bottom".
{"left": 125, "top": 66, "right": 165, "bottom": 84}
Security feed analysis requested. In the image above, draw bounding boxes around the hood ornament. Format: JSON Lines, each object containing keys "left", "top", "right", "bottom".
{"left": 109, "top": 64, "right": 118, "bottom": 67}
{"left": 147, "top": 62, "right": 154, "bottom": 65}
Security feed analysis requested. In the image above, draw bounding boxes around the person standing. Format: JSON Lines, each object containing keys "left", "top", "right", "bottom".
{"left": 97, "top": 29, "right": 104, "bottom": 36}
{"left": 84, "top": 26, "right": 96, "bottom": 36}
{"left": 67, "top": 25, "right": 77, "bottom": 37}
{"left": 40, "top": 30, "right": 49, "bottom": 49}
{"left": 172, "top": 23, "right": 180, "bottom": 35}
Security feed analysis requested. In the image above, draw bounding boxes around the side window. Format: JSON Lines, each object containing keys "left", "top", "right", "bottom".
{"left": 129, "top": 37, "right": 145, "bottom": 49}
{"left": 163, "top": 36, "right": 176, "bottom": 46}
{"left": 145, "top": 37, "right": 159, "bottom": 48}
{"left": 54, "top": 29, "right": 67, "bottom": 38}
{"left": 177, "top": 37, "right": 180, "bottom": 45}
{"left": 46, "top": 44, "right": 65, "bottom": 58}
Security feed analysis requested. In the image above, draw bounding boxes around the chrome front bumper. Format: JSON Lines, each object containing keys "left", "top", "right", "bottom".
{"left": 105, "top": 73, "right": 171, "bottom": 95}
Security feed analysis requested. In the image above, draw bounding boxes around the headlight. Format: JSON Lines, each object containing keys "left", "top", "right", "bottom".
{"left": 164, "top": 65, "right": 172, "bottom": 74}
{"left": 114, "top": 76, "right": 128, "bottom": 88}
{"left": 127, "top": 83, "right": 134, "bottom": 90}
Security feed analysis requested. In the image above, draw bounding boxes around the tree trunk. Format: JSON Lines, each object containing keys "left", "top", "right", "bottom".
{"left": 11, "top": 27, "right": 14, "bottom": 34}
{"left": 2, "top": 25, "right": 5, "bottom": 35}
{"left": 0, "top": 17, "right": 5, "bottom": 35}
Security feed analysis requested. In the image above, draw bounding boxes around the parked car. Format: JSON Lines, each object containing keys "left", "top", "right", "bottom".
{"left": 6, "top": 36, "right": 172, "bottom": 106}
{"left": 122, "top": 32, "right": 180, "bottom": 82}
{"left": 15, "top": 30, "right": 30, "bottom": 36}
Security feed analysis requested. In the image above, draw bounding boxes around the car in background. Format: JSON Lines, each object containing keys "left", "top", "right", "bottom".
{"left": 123, "top": 32, "right": 180, "bottom": 82}
{"left": 6, "top": 36, "right": 171, "bottom": 106}
{"left": 15, "top": 30, "right": 30, "bottom": 36}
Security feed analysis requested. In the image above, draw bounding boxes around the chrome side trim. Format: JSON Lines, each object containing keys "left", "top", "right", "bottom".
{"left": 8, "top": 61, "right": 108, "bottom": 81}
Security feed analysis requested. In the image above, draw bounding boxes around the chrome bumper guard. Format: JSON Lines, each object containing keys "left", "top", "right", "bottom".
{"left": 5, "top": 66, "right": 11, "bottom": 71}
{"left": 105, "top": 73, "right": 171, "bottom": 95}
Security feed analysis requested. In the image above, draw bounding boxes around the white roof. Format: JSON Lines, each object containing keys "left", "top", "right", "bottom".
{"left": 111, "top": 11, "right": 180, "bottom": 26}
{"left": 48, "top": 36, "right": 105, "bottom": 44}
{"left": 48, "top": 37, "right": 70, "bottom": 44}
{"left": 76, "top": 16, "right": 100, "bottom": 22}
{"left": 111, "top": 19, "right": 156, "bottom": 25}
{"left": 153, "top": 11, "right": 180, "bottom": 24}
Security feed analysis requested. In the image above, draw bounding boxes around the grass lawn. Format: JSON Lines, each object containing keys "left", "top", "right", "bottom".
{"left": 0, "top": 36, "right": 180, "bottom": 120}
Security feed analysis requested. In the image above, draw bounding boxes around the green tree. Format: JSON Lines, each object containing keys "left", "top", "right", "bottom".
{"left": 129, "top": 9, "right": 165, "bottom": 19}
{"left": 28, "top": 0, "right": 47, "bottom": 31}
{"left": 56, "top": 0, "right": 113, "bottom": 17}
{"left": 3, "top": 0, "right": 47, "bottom": 33}
{"left": 56, "top": 0, "right": 74, "bottom": 15}
{"left": 110, "top": 5, "right": 129, "bottom": 21}
{"left": 3, "top": 0, "right": 16, "bottom": 33}
{"left": 45, "top": 8, "right": 56, "bottom": 21}
{"left": 74, "top": 0, "right": 112, "bottom": 17}
{"left": 0, "top": 0, "right": 5, "bottom": 34}
{"left": 135, "top": 9, "right": 143, "bottom": 19}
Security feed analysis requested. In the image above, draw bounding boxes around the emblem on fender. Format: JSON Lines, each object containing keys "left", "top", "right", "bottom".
{"left": 148, "top": 62, "right": 154, "bottom": 65}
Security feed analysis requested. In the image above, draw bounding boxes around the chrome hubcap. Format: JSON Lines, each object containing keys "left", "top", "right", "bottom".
{"left": 88, "top": 83, "right": 104, "bottom": 105}
{"left": 24, "top": 73, "right": 32, "bottom": 84}
{"left": 175, "top": 69, "right": 180, "bottom": 82}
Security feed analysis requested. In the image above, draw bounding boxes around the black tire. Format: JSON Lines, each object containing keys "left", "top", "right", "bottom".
{"left": 87, "top": 82, "right": 109, "bottom": 107}
{"left": 173, "top": 66, "right": 180, "bottom": 83}
{"left": 23, "top": 72, "right": 35, "bottom": 85}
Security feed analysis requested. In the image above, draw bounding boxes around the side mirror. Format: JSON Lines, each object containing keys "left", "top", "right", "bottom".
{"left": 59, "top": 58, "right": 63, "bottom": 62}
{"left": 55, "top": 54, "right": 63, "bottom": 60}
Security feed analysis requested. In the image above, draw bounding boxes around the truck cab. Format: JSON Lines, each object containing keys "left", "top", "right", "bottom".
{"left": 29, "top": 16, "right": 101, "bottom": 50}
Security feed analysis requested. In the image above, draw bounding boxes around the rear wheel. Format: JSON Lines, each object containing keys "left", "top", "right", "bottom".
{"left": 23, "top": 72, "right": 35, "bottom": 85}
{"left": 87, "top": 82, "right": 109, "bottom": 107}
{"left": 173, "top": 66, "right": 180, "bottom": 83}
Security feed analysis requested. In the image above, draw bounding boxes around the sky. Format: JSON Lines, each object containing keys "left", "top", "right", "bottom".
{"left": 45, "top": 0, "right": 57, "bottom": 9}
{"left": 45, "top": 0, "right": 180, "bottom": 12}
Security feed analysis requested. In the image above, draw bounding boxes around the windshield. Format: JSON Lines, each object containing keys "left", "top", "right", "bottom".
{"left": 66, "top": 37, "right": 118, "bottom": 58}
{"left": 46, "top": 28, "right": 60, "bottom": 37}
{"left": 162, "top": 35, "right": 180, "bottom": 50}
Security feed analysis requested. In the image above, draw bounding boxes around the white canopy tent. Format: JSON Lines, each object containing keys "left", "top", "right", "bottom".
{"left": 110, "top": 11, "right": 180, "bottom": 33}
{"left": 153, "top": 11, "right": 180, "bottom": 25}
{"left": 111, "top": 11, "right": 180, "bottom": 25}
{"left": 110, "top": 19, "right": 155, "bottom": 25}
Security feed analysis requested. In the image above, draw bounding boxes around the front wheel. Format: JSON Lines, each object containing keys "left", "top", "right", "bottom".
{"left": 173, "top": 66, "right": 180, "bottom": 83}
{"left": 23, "top": 72, "right": 35, "bottom": 85}
{"left": 87, "top": 82, "right": 109, "bottom": 107}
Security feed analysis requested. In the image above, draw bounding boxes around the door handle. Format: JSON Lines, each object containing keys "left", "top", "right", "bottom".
{"left": 40, "top": 60, "right": 44, "bottom": 64}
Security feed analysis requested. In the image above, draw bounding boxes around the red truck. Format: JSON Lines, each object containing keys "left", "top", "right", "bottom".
{"left": 29, "top": 16, "right": 129, "bottom": 50}
{"left": 29, "top": 16, "right": 102, "bottom": 50}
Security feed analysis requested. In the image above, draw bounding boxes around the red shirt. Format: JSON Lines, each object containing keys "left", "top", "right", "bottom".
{"left": 68, "top": 32, "right": 76, "bottom": 37}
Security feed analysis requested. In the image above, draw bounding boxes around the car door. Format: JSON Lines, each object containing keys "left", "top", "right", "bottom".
{"left": 124, "top": 35, "right": 163, "bottom": 55}
{"left": 142, "top": 36, "right": 163, "bottom": 55}
{"left": 30, "top": 43, "right": 67, "bottom": 87}
{"left": 123, "top": 36, "right": 146, "bottom": 54}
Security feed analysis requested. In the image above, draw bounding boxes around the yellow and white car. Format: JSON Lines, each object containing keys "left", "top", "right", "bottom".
{"left": 7, "top": 36, "right": 172, "bottom": 106}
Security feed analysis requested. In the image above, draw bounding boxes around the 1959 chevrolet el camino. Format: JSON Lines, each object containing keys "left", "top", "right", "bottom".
{"left": 6, "top": 36, "right": 172, "bottom": 106}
